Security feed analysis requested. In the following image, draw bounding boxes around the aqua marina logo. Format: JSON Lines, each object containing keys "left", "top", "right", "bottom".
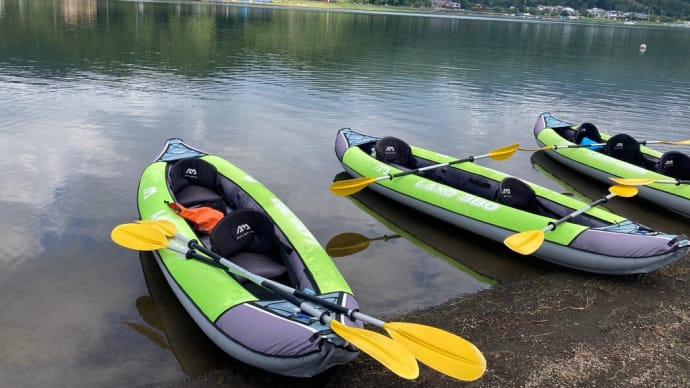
{"left": 235, "top": 223, "right": 253, "bottom": 239}
{"left": 184, "top": 167, "right": 198, "bottom": 179}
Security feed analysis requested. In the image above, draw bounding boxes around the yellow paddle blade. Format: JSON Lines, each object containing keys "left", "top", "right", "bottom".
{"left": 111, "top": 223, "right": 169, "bottom": 251}
{"left": 325, "top": 232, "right": 371, "bottom": 257}
{"left": 503, "top": 230, "right": 545, "bottom": 256}
{"left": 330, "top": 320, "right": 419, "bottom": 380}
{"left": 137, "top": 219, "right": 178, "bottom": 237}
{"left": 488, "top": 143, "right": 520, "bottom": 161}
{"left": 609, "top": 185, "right": 639, "bottom": 197}
{"left": 609, "top": 177, "right": 657, "bottom": 186}
{"left": 384, "top": 322, "right": 486, "bottom": 381}
{"left": 329, "top": 177, "right": 377, "bottom": 196}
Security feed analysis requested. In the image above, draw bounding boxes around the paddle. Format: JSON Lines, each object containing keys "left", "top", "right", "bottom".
{"left": 521, "top": 138, "right": 690, "bottom": 152}
{"left": 112, "top": 223, "right": 419, "bottom": 380}
{"left": 503, "top": 185, "right": 639, "bottom": 256}
{"left": 610, "top": 177, "right": 690, "bottom": 186}
{"left": 282, "top": 286, "right": 486, "bottom": 382}
{"left": 641, "top": 140, "right": 690, "bottom": 145}
{"left": 330, "top": 143, "right": 520, "bottom": 196}
{"left": 118, "top": 220, "right": 487, "bottom": 381}
{"left": 325, "top": 232, "right": 402, "bottom": 257}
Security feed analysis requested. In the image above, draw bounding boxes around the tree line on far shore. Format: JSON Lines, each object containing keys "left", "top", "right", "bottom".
{"left": 356, "top": 0, "right": 690, "bottom": 21}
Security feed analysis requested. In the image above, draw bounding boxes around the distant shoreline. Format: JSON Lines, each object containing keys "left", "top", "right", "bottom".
{"left": 199, "top": 0, "right": 688, "bottom": 28}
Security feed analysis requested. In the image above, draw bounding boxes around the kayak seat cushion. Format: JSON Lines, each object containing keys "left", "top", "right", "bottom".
{"left": 210, "top": 209, "right": 286, "bottom": 281}
{"left": 426, "top": 167, "right": 498, "bottom": 201}
{"left": 573, "top": 122, "right": 603, "bottom": 144}
{"left": 604, "top": 134, "right": 645, "bottom": 167}
{"left": 496, "top": 177, "right": 539, "bottom": 213}
{"left": 432, "top": 167, "right": 499, "bottom": 200}
{"left": 658, "top": 151, "right": 690, "bottom": 180}
{"left": 170, "top": 158, "right": 224, "bottom": 209}
{"left": 375, "top": 137, "right": 417, "bottom": 169}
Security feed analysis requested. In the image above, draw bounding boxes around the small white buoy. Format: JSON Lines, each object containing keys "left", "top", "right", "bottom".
{"left": 640, "top": 43, "right": 647, "bottom": 52}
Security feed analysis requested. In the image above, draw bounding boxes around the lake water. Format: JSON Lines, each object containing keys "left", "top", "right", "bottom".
{"left": 1, "top": 0, "right": 690, "bottom": 386}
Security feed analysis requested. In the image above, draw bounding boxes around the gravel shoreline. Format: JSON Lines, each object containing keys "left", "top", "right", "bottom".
{"left": 168, "top": 256, "right": 690, "bottom": 387}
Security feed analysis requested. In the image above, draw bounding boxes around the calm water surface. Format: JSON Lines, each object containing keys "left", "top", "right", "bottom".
{"left": 1, "top": 0, "right": 690, "bottom": 385}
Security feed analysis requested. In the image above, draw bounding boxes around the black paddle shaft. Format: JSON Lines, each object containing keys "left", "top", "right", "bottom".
{"left": 548, "top": 194, "right": 613, "bottom": 231}
{"left": 186, "top": 240, "right": 333, "bottom": 323}
{"left": 293, "top": 289, "right": 357, "bottom": 319}
{"left": 189, "top": 239, "right": 356, "bottom": 323}
{"left": 549, "top": 143, "right": 605, "bottom": 150}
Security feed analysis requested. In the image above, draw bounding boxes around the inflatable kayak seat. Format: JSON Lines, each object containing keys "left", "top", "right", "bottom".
{"left": 432, "top": 167, "right": 499, "bottom": 200}
{"left": 496, "top": 177, "right": 539, "bottom": 213}
{"left": 210, "top": 209, "right": 287, "bottom": 282}
{"left": 658, "top": 151, "right": 690, "bottom": 180}
{"left": 604, "top": 134, "right": 646, "bottom": 167}
{"left": 170, "top": 158, "right": 226, "bottom": 212}
{"left": 375, "top": 137, "right": 417, "bottom": 170}
{"left": 573, "top": 122, "right": 603, "bottom": 145}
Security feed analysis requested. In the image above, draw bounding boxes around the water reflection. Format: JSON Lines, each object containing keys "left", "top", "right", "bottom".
{"left": 123, "top": 296, "right": 171, "bottom": 351}
{"left": 135, "top": 251, "right": 224, "bottom": 377}
{"left": 62, "top": 0, "right": 97, "bottom": 26}
{"left": 326, "top": 232, "right": 402, "bottom": 258}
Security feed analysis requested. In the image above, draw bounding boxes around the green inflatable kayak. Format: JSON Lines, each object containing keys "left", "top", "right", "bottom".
{"left": 136, "top": 138, "right": 360, "bottom": 377}
{"left": 533, "top": 112, "right": 690, "bottom": 218}
{"left": 334, "top": 128, "right": 689, "bottom": 275}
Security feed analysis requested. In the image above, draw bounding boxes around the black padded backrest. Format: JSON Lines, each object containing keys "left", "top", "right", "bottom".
{"left": 573, "top": 122, "right": 602, "bottom": 144}
{"left": 605, "top": 134, "right": 643, "bottom": 165}
{"left": 171, "top": 158, "right": 218, "bottom": 194}
{"left": 496, "top": 177, "right": 538, "bottom": 213}
{"left": 375, "top": 137, "right": 416, "bottom": 169}
{"left": 210, "top": 209, "right": 277, "bottom": 258}
{"left": 170, "top": 158, "right": 222, "bottom": 207}
{"left": 658, "top": 151, "right": 690, "bottom": 180}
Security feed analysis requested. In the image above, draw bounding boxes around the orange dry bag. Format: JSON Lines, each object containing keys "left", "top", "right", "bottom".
{"left": 167, "top": 202, "right": 223, "bottom": 233}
